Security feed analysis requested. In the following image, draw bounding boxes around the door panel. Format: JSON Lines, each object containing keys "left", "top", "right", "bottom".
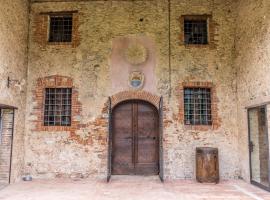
{"left": 137, "top": 103, "right": 159, "bottom": 174}
{"left": 112, "top": 101, "right": 159, "bottom": 175}
{"left": 249, "top": 106, "right": 270, "bottom": 188}
{"left": 112, "top": 103, "right": 133, "bottom": 174}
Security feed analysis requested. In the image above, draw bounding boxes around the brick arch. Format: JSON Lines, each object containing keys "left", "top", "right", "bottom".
{"left": 111, "top": 91, "right": 161, "bottom": 109}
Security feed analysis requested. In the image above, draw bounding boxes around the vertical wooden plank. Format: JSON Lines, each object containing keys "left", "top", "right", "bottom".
{"left": 112, "top": 102, "right": 133, "bottom": 175}
{"left": 132, "top": 102, "right": 136, "bottom": 169}
{"left": 0, "top": 109, "right": 14, "bottom": 185}
{"left": 136, "top": 102, "right": 159, "bottom": 175}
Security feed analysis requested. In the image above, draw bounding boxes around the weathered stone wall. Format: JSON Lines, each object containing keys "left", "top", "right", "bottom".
{"left": 165, "top": 0, "right": 239, "bottom": 179}
{"left": 0, "top": 0, "right": 29, "bottom": 182}
{"left": 25, "top": 0, "right": 240, "bottom": 180}
{"left": 235, "top": 0, "right": 270, "bottom": 181}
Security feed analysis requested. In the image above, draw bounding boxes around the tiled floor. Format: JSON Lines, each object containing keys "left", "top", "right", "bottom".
{"left": 0, "top": 176, "right": 270, "bottom": 200}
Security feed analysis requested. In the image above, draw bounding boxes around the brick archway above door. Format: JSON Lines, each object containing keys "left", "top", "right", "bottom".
{"left": 111, "top": 91, "right": 160, "bottom": 109}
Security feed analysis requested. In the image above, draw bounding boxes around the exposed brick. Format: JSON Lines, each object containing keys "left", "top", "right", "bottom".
{"left": 33, "top": 11, "right": 80, "bottom": 49}
{"left": 111, "top": 91, "right": 161, "bottom": 109}
{"left": 179, "top": 15, "right": 217, "bottom": 49}
{"left": 177, "top": 81, "right": 221, "bottom": 131}
{"left": 4, "top": 0, "right": 268, "bottom": 182}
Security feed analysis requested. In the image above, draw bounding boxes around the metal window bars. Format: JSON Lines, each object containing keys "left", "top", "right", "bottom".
{"left": 44, "top": 88, "right": 72, "bottom": 126}
{"left": 184, "top": 88, "right": 212, "bottom": 125}
{"left": 184, "top": 20, "right": 208, "bottom": 45}
{"left": 49, "top": 14, "right": 73, "bottom": 43}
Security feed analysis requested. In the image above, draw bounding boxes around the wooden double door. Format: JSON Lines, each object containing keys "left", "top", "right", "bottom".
{"left": 112, "top": 100, "right": 159, "bottom": 175}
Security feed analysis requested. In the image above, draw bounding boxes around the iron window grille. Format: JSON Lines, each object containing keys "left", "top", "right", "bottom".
{"left": 184, "top": 88, "right": 212, "bottom": 125}
{"left": 184, "top": 19, "right": 208, "bottom": 45}
{"left": 49, "top": 14, "right": 73, "bottom": 43}
{"left": 44, "top": 88, "right": 72, "bottom": 126}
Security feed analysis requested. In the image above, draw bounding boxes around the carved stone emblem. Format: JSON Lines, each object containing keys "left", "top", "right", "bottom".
{"left": 129, "top": 71, "right": 145, "bottom": 90}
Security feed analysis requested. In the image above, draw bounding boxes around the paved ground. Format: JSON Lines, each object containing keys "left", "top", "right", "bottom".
{"left": 0, "top": 176, "right": 270, "bottom": 200}
{"left": 0, "top": 184, "right": 7, "bottom": 191}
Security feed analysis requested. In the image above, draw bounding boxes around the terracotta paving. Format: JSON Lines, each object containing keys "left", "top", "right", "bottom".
{"left": 0, "top": 176, "right": 270, "bottom": 200}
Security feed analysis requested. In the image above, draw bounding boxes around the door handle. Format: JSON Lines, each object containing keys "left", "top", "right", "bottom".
{"left": 124, "top": 137, "right": 132, "bottom": 140}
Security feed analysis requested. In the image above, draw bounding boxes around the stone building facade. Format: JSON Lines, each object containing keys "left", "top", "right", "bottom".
{"left": 0, "top": 0, "right": 29, "bottom": 183}
{"left": 0, "top": 0, "right": 270, "bottom": 187}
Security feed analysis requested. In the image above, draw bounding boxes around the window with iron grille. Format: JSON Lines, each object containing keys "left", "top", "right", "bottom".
{"left": 184, "top": 19, "right": 208, "bottom": 45}
{"left": 44, "top": 88, "right": 72, "bottom": 126}
{"left": 49, "top": 14, "right": 73, "bottom": 43}
{"left": 184, "top": 88, "right": 212, "bottom": 125}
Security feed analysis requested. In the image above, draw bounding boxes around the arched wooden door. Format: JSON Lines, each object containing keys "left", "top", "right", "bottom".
{"left": 112, "top": 100, "right": 159, "bottom": 175}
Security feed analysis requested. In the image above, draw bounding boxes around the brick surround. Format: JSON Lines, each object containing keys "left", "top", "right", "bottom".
{"left": 31, "top": 75, "right": 81, "bottom": 132}
{"left": 179, "top": 15, "right": 218, "bottom": 49}
{"left": 33, "top": 11, "right": 80, "bottom": 48}
{"left": 31, "top": 77, "right": 161, "bottom": 147}
{"left": 177, "top": 81, "right": 221, "bottom": 131}
{"left": 111, "top": 91, "right": 161, "bottom": 109}
{"left": 31, "top": 75, "right": 108, "bottom": 146}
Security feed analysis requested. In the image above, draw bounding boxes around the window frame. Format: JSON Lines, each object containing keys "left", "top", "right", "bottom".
{"left": 43, "top": 87, "right": 72, "bottom": 127}
{"left": 180, "top": 15, "right": 213, "bottom": 47}
{"left": 183, "top": 87, "right": 212, "bottom": 126}
{"left": 179, "top": 82, "right": 220, "bottom": 131}
{"left": 184, "top": 18, "right": 208, "bottom": 45}
{"left": 48, "top": 14, "right": 73, "bottom": 43}
{"left": 37, "top": 10, "right": 79, "bottom": 47}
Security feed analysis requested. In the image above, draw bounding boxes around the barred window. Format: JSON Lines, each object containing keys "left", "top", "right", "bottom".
{"left": 184, "top": 88, "right": 212, "bottom": 125}
{"left": 184, "top": 19, "right": 208, "bottom": 45}
{"left": 49, "top": 14, "right": 73, "bottom": 43}
{"left": 44, "top": 88, "right": 72, "bottom": 126}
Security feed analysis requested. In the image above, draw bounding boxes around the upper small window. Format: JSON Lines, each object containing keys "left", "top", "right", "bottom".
{"left": 184, "top": 88, "right": 212, "bottom": 125}
{"left": 184, "top": 18, "right": 208, "bottom": 45}
{"left": 44, "top": 88, "right": 72, "bottom": 126}
{"left": 49, "top": 14, "right": 73, "bottom": 43}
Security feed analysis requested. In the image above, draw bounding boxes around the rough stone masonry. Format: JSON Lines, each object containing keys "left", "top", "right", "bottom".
{"left": 0, "top": 0, "right": 269, "bottom": 183}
